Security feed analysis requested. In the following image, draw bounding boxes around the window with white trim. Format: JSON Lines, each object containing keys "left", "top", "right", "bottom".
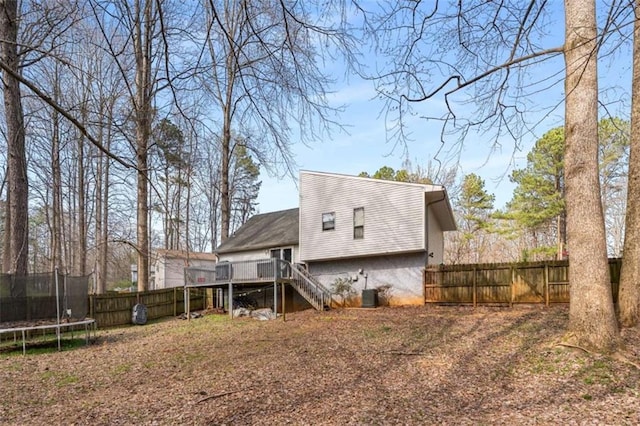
{"left": 322, "top": 212, "right": 335, "bottom": 231}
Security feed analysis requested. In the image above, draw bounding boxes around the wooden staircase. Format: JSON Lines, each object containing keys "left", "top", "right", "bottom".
{"left": 287, "top": 262, "right": 332, "bottom": 311}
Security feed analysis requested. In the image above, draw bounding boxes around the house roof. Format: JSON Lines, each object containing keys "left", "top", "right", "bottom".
{"left": 155, "top": 249, "right": 218, "bottom": 261}
{"left": 425, "top": 189, "right": 457, "bottom": 231}
{"left": 301, "top": 170, "right": 447, "bottom": 192}
{"left": 216, "top": 208, "right": 299, "bottom": 254}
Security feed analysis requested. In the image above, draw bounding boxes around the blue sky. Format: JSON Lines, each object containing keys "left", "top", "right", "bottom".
{"left": 255, "top": 3, "right": 632, "bottom": 214}
{"left": 255, "top": 79, "right": 547, "bottom": 213}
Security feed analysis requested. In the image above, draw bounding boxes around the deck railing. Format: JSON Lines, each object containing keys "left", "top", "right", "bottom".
{"left": 185, "top": 258, "right": 332, "bottom": 311}
{"left": 212, "top": 258, "right": 289, "bottom": 283}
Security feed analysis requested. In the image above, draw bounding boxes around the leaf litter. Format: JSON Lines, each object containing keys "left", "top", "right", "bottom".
{"left": 0, "top": 304, "right": 639, "bottom": 425}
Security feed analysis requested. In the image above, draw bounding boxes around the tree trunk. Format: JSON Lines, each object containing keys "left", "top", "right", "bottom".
{"left": 76, "top": 100, "right": 88, "bottom": 276}
{"left": 220, "top": 107, "right": 231, "bottom": 243}
{"left": 164, "top": 167, "right": 170, "bottom": 250}
{"left": 95, "top": 141, "right": 104, "bottom": 293}
{"left": 95, "top": 101, "right": 113, "bottom": 294}
{"left": 51, "top": 76, "right": 63, "bottom": 272}
{"left": 2, "top": 181, "right": 11, "bottom": 272}
{"left": 618, "top": 0, "right": 640, "bottom": 327}
{"left": 134, "top": 0, "right": 153, "bottom": 291}
{"left": 218, "top": 11, "right": 238, "bottom": 244}
{"left": 0, "top": 0, "right": 29, "bottom": 275}
{"left": 564, "top": 0, "right": 618, "bottom": 350}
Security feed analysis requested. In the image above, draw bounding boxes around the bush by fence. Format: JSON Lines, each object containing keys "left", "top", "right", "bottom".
{"left": 89, "top": 287, "right": 207, "bottom": 328}
{"left": 424, "top": 258, "right": 622, "bottom": 306}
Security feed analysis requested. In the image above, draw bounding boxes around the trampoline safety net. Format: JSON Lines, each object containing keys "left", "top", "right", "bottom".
{"left": 0, "top": 272, "right": 89, "bottom": 323}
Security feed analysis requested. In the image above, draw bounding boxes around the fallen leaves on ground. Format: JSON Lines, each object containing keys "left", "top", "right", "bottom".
{"left": 1, "top": 304, "right": 639, "bottom": 425}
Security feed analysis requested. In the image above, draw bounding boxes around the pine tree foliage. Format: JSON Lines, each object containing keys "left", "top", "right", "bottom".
{"left": 358, "top": 164, "right": 433, "bottom": 184}
{"left": 497, "top": 119, "right": 629, "bottom": 260}
{"left": 499, "top": 127, "right": 565, "bottom": 259}
{"left": 448, "top": 173, "right": 495, "bottom": 264}
{"left": 230, "top": 144, "right": 261, "bottom": 234}
{"left": 459, "top": 174, "right": 495, "bottom": 232}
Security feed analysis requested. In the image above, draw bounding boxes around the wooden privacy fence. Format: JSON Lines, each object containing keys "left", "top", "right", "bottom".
{"left": 424, "top": 258, "right": 622, "bottom": 306}
{"left": 89, "top": 287, "right": 207, "bottom": 328}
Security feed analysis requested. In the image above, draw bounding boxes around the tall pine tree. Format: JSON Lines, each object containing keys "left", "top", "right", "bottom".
{"left": 503, "top": 127, "right": 566, "bottom": 260}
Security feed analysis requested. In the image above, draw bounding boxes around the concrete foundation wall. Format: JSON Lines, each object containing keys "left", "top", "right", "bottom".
{"left": 308, "top": 252, "right": 427, "bottom": 306}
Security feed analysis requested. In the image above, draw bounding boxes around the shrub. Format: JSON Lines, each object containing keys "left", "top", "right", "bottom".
{"left": 331, "top": 277, "right": 356, "bottom": 307}
{"left": 376, "top": 284, "right": 393, "bottom": 306}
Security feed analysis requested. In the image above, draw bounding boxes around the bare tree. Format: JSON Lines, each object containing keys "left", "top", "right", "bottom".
{"left": 88, "top": 0, "right": 170, "bottom": 291}
{"left": 564, "top": 0, "right": 619, "bottom": 350}
{"left": 0, "top": 0, "right": 28, "bottom": 274}
{"left": 364, "top": 1, "right": 627, "bottom": 350}
{"left": 618, "top": 0, "right": 640, "bottom": 327}
{"left": 199, "top": 0, "right": 352, "bottom": 243}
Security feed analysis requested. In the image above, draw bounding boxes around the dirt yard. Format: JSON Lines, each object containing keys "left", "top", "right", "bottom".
{"left": 0, "top": 304, "right": 639, "bottom": 425}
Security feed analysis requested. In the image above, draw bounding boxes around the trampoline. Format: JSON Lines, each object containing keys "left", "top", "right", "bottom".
{"left": 0, "top": 271, "right": 94, "bottom": 354}
{"left": 0, "top": 318, "right": 96, "bottom": 354}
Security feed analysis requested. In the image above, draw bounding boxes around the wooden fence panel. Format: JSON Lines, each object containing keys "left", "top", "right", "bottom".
{"left": 89, "top": 287, "right": 206, "bottom": 328}
{"left": 609, "top": 258, "right": 622, "bottom": 303}
{"left": 513, "top": 265, "right": 545, "bottom": 303}
{"left": 547, "top": 263, "right": 570, "bottom": 303}
{"left": 476, "top": 267, "right": 511, "bottom": 304}
{"left": 425, "top": 259, "right": 621, "bottom": 305}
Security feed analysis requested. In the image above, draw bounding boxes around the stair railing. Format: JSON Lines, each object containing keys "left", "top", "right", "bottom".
{"left": 278, "top": 260, "right": 332, "bottom": 310}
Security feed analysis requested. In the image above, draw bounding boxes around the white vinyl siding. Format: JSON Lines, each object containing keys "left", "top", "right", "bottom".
{"left": 299, "top": 171, "right": 432, "bottom": 262}
{"left": 218, "top": 246, "right": 300, "bottom": 264}
{"left": 153, "top": 255, "right": 216, "bottom": 289}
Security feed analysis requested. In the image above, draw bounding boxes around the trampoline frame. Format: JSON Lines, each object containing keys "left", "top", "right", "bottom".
{"left": 0, "top": 318, "right": 96, "bottom": 355}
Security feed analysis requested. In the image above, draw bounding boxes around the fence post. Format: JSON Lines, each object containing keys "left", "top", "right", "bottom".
{"left": 510, "top": 266, "right": 515, "bottom": 308}
{"left": 89, "top": 294, "right": 94, "bottom": 319}
{"left": 423, "top": 269, "right": 426, "bottom": 304}
{"left": 472, "top": 267, "right": 477, "bottom": 308}
{"left": 281, "top": 282, "right": 286, "bottom": 322}
{"left": 545, "top": 263, "right": 549, "bottom": 306}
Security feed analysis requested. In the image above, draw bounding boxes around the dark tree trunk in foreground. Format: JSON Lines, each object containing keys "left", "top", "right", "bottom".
{"left": 0, "top": 0, "right": 29, "bottom": 275}
{"left": 618, "top": 0, "right": 640, "bottom": 328}
{"left": 564, "top": 0, "right": 619, "bottom": 350}
{"left": 133, "top": 0, "right": 153, "bottom": 291}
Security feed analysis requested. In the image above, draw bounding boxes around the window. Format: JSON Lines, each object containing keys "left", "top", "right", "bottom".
{"left": 353, "top": 207, "right": 364, "bottom": 239}
{"left": 322, "top": 212, "right": 335, "bottom": 231}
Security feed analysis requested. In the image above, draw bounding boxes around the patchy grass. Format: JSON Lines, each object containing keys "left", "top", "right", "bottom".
{"left": 0, "top": 336, "right": 88, "bottom": 356}
{"left": 0, "top": 305, "right": 639, "bottom": 425}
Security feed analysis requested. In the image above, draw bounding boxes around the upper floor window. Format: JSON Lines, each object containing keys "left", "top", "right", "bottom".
{"left": 353, "top": 207, "right": 364, "bottom": 239}
{"left": 322, "top": 212, "right": 335, "bottom": 231}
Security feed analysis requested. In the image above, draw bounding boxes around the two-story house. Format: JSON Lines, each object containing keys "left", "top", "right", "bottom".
{"left": 215, "top": 170, "right": 456, "bottom": 306}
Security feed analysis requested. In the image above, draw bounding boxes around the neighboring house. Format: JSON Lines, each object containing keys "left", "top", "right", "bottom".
{"left": 153, "top": 249, "right": 218, "bottom": 289}
{"left": 215, "top": 171, "right": 456, "bottom": 306}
